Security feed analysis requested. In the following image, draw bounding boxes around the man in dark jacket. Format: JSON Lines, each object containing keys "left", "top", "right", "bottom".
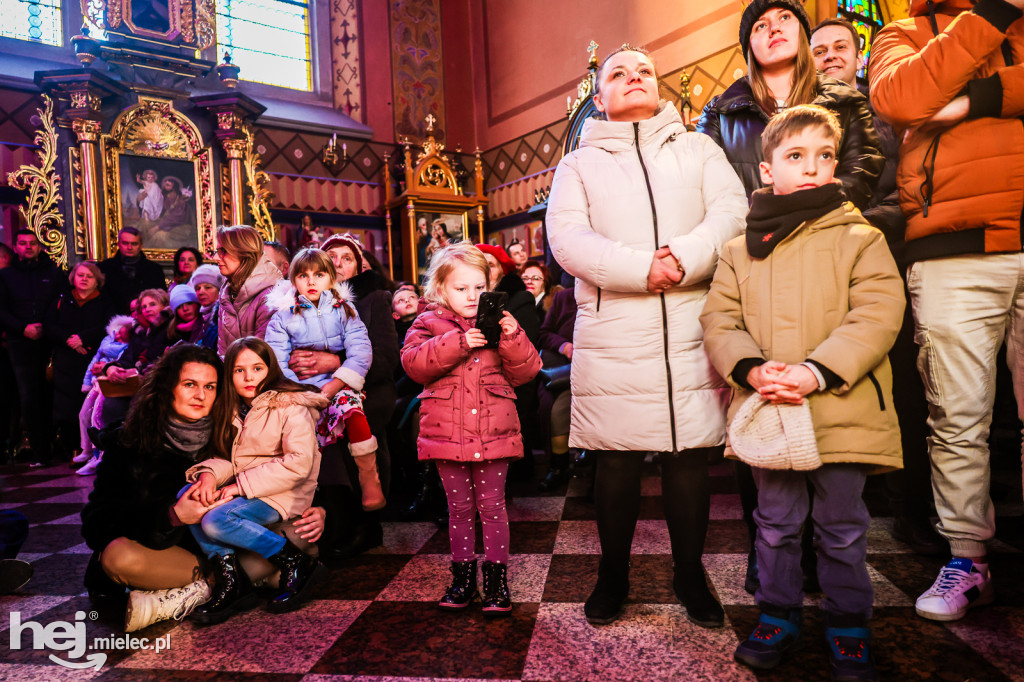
{"left": 811, "top": 18, "right": 943, "bottom": 556}
{"left": 0, "top": 230, "right": 64, "bottom": 463}
{"left": 98, "top": 227, "right": 166, "bottom": 314}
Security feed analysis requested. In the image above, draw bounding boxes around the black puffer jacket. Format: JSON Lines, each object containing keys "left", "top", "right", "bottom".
{"left": 696, "top": 74, "right": 883, "bottom": 208}
{"left": 0, "top": 254, "right": 64, "bottom": 337}
{"left": 348, "top": 269, "right": 400, "bottom": 432}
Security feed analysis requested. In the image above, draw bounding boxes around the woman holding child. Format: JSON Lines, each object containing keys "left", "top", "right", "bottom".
{"left": 546, "top": 44, "right": 747, "bottom": 627}
{"left": 81, "top": 343, "right": 326, "bottom": 632}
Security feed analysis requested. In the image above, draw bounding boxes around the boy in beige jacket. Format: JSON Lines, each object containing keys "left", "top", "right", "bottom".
{"left": 700, "top": 105, "right": 904, "bottom": 682}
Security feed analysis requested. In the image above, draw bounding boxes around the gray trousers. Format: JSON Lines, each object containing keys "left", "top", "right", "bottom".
{"left": 752, "top": 463, "right": 873, "bottom": 617}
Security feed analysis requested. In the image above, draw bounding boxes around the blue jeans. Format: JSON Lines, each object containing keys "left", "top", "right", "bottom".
{"left": 180, "top": 486, "right": 286, "bottom": 559}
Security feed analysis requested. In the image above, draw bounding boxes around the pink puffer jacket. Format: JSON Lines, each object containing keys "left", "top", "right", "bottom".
{"left": 401, "top": 305, "right": 541, "bottom": 463}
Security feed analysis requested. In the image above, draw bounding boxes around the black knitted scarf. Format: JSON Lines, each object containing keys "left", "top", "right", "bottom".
{"left": 745, "top": 183, "right": 846, "bottom": 258}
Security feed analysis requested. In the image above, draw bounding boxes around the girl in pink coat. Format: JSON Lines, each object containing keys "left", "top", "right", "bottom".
{"left": 401, "top": 242, "right": 541, "bottom": 616}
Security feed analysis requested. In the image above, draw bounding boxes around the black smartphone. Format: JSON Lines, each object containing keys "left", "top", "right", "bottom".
{"left": 476, "top": 291, "right": 508, "bottom": 348}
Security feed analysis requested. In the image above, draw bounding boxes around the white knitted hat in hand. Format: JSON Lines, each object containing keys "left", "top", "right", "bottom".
{"left": 728, "top": 393, "right": 822, "bottom": 471}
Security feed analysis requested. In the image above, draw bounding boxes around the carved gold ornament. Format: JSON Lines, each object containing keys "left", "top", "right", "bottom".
{"left": 241, "top": 124, "right": 275, "bottom": 241}
{"left": 6, "top": 96, "right": 68, "bottom": 270}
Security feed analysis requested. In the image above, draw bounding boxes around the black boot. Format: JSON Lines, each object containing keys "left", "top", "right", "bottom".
{"left": 401, "top": 463, "right": 442, "bottom": 521}
{"left": 190, "top": 553, "right": 258, "bottom": 625}
{"left": 481, "top": 560, "right": 512, "bottom": 617}
{"left": 744, "top": 549, "right": 760, "bottom": 595}
{"left": 584, "top": 558, "right": 630, "bottom": 625}
{"left": 266, "top": 540, "right": 328, "bottom": 613}
{"left": 438, "top": 559, "right": 478, "bottom": 610}
{"left": 322, "top": 519, "right": 384, "bottom": 561}
{"left": 674, "top": 563, "right": 724, "bottom": 628}
{"left": 538, "top": 453, "right": 571, "bottom": 492}
{"left": 84, "top": 551, "right": 126, "bottom": 607}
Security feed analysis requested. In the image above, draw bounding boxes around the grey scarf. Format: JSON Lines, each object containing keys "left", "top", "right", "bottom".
{"left": 164, "top": 416, "right": 212, "bottom": 460}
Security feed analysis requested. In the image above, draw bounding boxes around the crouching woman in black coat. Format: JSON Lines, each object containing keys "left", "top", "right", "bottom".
{"left": 81, "top": 344, "right": 325, "bottom": 632}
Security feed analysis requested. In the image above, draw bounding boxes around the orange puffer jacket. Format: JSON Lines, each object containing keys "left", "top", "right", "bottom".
{"left": 869, "top": 0, "right": 1024, "bottom": 262}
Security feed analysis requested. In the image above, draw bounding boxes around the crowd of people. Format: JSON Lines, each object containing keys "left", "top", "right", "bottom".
{"left": 1, "top": 1, "right": 1023, "bottom": 679}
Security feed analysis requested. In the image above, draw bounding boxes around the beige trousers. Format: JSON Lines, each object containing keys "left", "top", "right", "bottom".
{"left": 907, "top": 253, "right": 1024, "bottom": 557}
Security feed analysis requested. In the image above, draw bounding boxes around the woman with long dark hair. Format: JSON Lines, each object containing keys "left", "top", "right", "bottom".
{"left": 171, "top": 246, "right": 204, "bottom": 289}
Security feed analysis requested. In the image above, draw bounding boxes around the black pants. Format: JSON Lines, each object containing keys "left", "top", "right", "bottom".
{"left": 593, "top": 448, "right": 716, "bottom": 570}
{"left": 6, "top": 338, "right": 52, "bottom": 460}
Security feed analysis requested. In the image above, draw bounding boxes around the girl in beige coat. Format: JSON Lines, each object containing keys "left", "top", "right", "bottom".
{"left": 184, "top": 337, "right": 329, "bottom": 624}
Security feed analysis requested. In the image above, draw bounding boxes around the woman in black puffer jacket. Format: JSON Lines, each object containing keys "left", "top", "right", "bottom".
{"left": 696, "top": 0, "right": 882, "bottom": 207}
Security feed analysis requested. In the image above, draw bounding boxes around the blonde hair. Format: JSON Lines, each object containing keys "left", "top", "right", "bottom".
{"left": 69, "top": 260, "right": 105, "bottom": 289}
{"left": 761, "top": 104, "right": 842, "bottom": 160}
{"left": 423, "top": 242, "right": 489, "bottom": 308}
{"left": 288, "top": 247, "right": 356, "bottom": 318}
{"left": 747, "top": 28, "right": 817, "bottom": 116}
{"left": 217, "top": 225, "right": 264, "bottom": 296}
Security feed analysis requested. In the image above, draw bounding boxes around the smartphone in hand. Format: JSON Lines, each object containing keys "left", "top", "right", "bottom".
{"left": 476, "top": 291, "right": 508, "bottom": 348}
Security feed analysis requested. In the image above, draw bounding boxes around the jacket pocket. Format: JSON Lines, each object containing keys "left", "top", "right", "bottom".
{"left": 482, "top": 384, "right": 517, "bottom": 440}
{"left": 418, "top": 385, "right": 456, "bottom": 440}
{"left": 866, "top": 370, "right": 885, "bottom": 411}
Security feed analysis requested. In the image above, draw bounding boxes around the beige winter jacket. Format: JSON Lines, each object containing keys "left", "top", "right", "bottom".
{"left": 546, "top": 104, "right": 747, "bottom": 452}
{"left": 700, "top": 203, "right": 905, "bottom": 472}
{"left": 187, "top": 389, "right": 330, "bottom": 520}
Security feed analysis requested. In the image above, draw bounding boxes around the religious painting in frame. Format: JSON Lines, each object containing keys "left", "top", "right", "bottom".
{"left": 527, "top": 221, "right": 545, "bottom": 258}
{"left": 101, "top": 97, "right": 216, "bottom": 261}
{"left": 413, "top": 210, "right": 468, "bottom": 281}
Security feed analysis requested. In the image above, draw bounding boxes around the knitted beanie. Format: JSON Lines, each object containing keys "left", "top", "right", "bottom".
{"left": 474, "top": 243, "right": 515, "bottom": 276}
{"left": 188, "top": 263, "right": 225, "bottom": 291}
{"left": 739, "top": 0, "right": 812, "bottom": 63}
{"left": 169, "top": 284, "right": 199, "bottom": 312}
{"left": 320, "top": 234, "right": 364, "bottom": 274}
{"left": 728, "top": 393, "right": 821, "bottom": 471}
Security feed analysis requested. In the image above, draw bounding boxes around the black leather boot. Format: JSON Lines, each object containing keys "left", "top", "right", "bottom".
{"left": 190, "top": 553, "right": 258, "bottom": 625}
{"left": 584, "top": 558, "right": 630, "bottom": 625}
{"left": 438, "top": 559, "right": 478, "bottom": 610}
{"left": 674, "top": 563, "right": 724, "bottom": 628}
{"left": 266, "top": 540, "right": 328, "bottom": 613}
{"left": 481, "top": 560, "right": 512, "bottom": 617}
{"left": 401, "top": 463, "right": 443, "bottom": 521}
{"left": 744, "top": 549, "right": 759, "bottom": 595}
{"left": 84, "top": 551, "right": 126, "bottom": 607}
{"left": 538, "top": 453, "right": 571, "bottom": 492}
{"left": 322, "top": 519, "right": 384, "bottom": 561}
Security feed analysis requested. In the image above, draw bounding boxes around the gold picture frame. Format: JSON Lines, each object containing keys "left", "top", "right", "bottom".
{"left": 101, "top": 97, "right": 216, "bottom": 261}
{"left": 412, "top": 208, "right": 469, "bottom": 281}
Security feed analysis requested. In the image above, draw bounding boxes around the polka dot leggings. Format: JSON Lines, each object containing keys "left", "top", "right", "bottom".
{"left": 436, "top": 459, "right": 510, "bottom": 563}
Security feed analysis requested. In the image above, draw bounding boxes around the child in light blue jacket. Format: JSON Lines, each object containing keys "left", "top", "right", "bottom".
{"left": 76, "top": 314, "right": 134, "bottom": 473}
{"left": 265, "top": 248, "right": 383, "bottom": 510}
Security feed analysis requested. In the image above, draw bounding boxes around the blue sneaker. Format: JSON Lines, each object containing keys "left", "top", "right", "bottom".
{"left": 734, "top": 609, "right": 801, "bottom": 670}
{"left": 826, "top": 624, "right": 877, "bottom": 681}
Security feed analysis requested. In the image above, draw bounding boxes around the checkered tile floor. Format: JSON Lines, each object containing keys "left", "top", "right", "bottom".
{"left": 2, "top": 460, "right": 1024, "bottom": 681}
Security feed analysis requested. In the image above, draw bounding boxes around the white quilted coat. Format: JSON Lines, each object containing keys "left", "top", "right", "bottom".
{"left": 547, "top": 104, "right": 747, "bottom": 452}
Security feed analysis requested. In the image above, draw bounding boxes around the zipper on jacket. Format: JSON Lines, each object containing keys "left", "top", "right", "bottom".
{"left": 596, "top": 288, "right": 602, "bottom": 313}
{"left": 317, "top": 307, "right": 330, "bottom": 351}
{"left": 866, "top": 370, "right": 885, "bottom": 411}
{"left": 634, "top": 122, "right": 678, "bottom": 453}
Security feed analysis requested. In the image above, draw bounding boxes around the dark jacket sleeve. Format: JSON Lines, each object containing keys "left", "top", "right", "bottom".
{"left": 141, "top": 258, "right": 167, "bottom": 291}
{"left": 0, "top": 272, "right": 24, "bottom": 336}
{"left": 538, "top": 292, "right": 571, "bottom": 354}
{"left": 362, "top": 290, "right": 400, "bottom": 389}
{"left": 835, "top": 95, "right": 884, "bottom": 210}
{"left": 44, "top": 295, "right": 72, "bottom": 345}
{"left": 508, "top": 291, "right": 540, "bottom": 347}
{"left": 695, "top": 96, "right": 723, "bottom": 147}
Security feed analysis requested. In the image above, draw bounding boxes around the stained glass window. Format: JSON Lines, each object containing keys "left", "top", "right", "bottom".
{"left": 0, "top": 0, "right": 64, "bottom": 46}
{"left": 839, "top": 0, "right": 885, "bottom": 81}
{"left": 216, "top": 0, "right": 313, "bottom": 91}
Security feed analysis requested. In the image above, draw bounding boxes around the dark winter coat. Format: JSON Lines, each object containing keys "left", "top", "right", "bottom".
{"left": 45, "top": 291, "right": 116, "bottom": 420}
{"left": 107, "top": 310, "right": 173, "bottom": 375}
{"left": 401, "top": 305, "right": 542, "bottom": 462}
{"left": 494, "top": 273, "right": 539, "bottom": 347}
{"left": 348, "top": 269, "right": 400, "bottom": 432}
{"left": 538, "top": 287, "right": 578, "bottom": 358}
{"left": 98, "top": 253, "right": 166, "bottom": 314}
{"left": 81, "top": 428, "right": 208, "bottom": 552}
{"left": 0, "top": 254, "right": 64, "bottom": 337}
{"left": 696, "top": 74, "right": 883, "bottom": 208}
{"left": 858, "top": 83, "right": 907, "bottom": 268}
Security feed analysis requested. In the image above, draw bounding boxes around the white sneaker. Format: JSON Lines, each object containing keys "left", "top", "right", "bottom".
{"left": 76, "top": 454, "right": 101, "bottom": 476}
{"left": 915, "top": 557, "right": 994, "bottom": 621}
{"left": 125, "top": 579, "right": 212, "bottom": 632}
{"left": 72, "top": 450, "right": 93, "bottom": 464}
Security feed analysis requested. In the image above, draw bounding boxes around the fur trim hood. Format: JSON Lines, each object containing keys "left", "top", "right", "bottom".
{"left": 105, "top": 314, "right": 135, "bottom": 337}
{"left": 266, "top": 278, "right": 355, "bottom": 312}
{"left": 251, "top": 389, "right": 331, "bottom": 411}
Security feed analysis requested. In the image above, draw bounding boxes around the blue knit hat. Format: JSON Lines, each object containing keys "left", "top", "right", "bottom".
{"left": 169, "top": 284, "right": 199, "bottom": 312}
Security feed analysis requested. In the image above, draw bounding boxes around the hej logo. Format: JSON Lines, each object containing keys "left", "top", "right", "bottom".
{"left": 8, "top": 610, "right": 107, "bottom": 670}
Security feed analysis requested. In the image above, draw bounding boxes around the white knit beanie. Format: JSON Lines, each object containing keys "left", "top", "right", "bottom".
{"left": 728, "top": 393, "right": 821, "bottom": 471}
{"left": 189, "top": 263, "right": 225, "bottom": 291}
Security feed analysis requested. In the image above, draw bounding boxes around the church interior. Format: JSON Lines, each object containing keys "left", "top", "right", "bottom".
{"left": 3, "top": 0, "right": 1024, "bottom": 680}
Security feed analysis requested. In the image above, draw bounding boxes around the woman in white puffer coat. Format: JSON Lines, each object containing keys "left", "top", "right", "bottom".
{"left": 546, "top": 45, "right": 747, "bottom": 629}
